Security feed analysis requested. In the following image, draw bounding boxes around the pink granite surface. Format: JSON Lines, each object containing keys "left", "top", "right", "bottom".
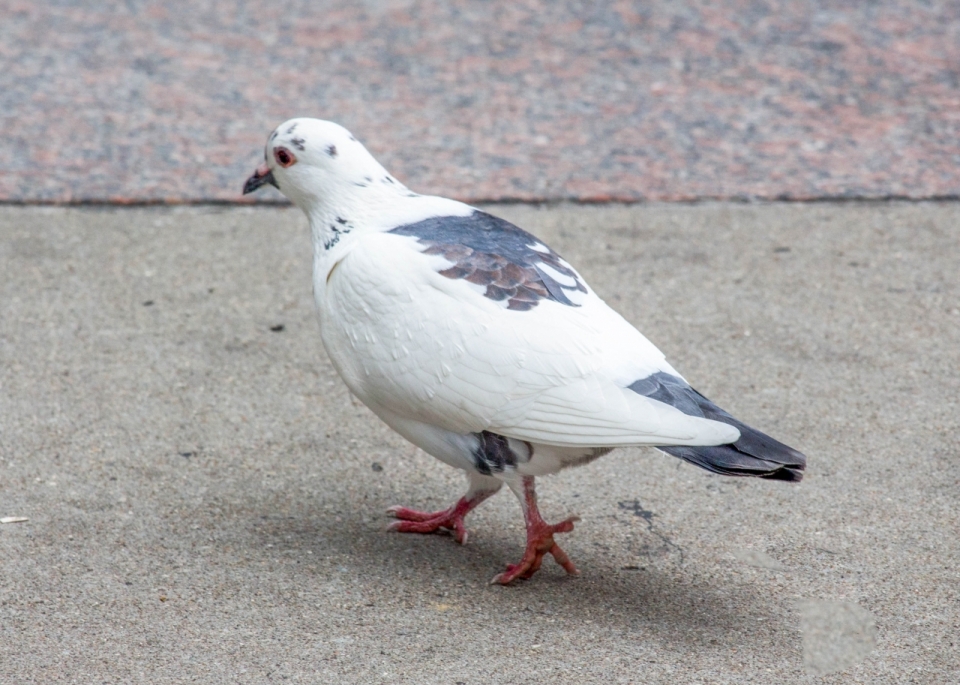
{"left": 2, "top": 1, "right": 959, "bottom": 203}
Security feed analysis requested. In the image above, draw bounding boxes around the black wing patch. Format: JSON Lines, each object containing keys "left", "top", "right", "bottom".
{"left": 628, "top": 372, "right": 807, "bottom": 482}
{"left": 388, "top": 211, "right": 587, "bottom": 311}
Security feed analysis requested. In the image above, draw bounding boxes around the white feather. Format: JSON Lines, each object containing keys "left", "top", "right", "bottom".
{"left": 316, "top": 231, "right": 739, "bottom": 450}
{"left": 255, "top": 117, "right": 741, "bottom": 476}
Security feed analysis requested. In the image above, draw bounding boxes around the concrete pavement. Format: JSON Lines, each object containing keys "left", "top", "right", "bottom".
{"left": 1, "top": 202, "right": 958, "bottom": 683}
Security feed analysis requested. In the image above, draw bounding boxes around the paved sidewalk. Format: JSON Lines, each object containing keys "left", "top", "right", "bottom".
{"left": 1, "top": 203, "right": 958, "bottom": 683}
{"left": 3, "top": 2, "right": 959, "bottom": 202}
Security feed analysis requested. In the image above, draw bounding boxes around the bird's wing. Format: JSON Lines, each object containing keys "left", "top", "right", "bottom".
{"left": 320, "top": 212, "right": 738, "bottom": 448}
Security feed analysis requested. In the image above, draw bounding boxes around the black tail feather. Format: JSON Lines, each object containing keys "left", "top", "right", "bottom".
{"left": 628, "top": 372, "right": 806, "bottom": 482}
{"left": 660, "top": 428, "right": 806, "bottom": 482}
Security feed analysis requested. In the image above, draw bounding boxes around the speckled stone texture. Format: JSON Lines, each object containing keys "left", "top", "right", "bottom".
{"left": 2, "top": 1, "right": 959, "bottom": 202}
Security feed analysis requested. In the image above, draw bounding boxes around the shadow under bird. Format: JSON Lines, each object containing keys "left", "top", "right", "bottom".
{"left": 243, "top": 118, "right": 806, "bottom": 584}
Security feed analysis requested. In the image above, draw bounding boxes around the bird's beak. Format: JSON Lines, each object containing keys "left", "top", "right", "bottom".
{"left": 242, "top": 163, "right": 279, "bottom": 194}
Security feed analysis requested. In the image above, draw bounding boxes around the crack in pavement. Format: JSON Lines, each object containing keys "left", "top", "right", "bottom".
{"left": 617, "top": 499, "right": 685, "bottom": 564}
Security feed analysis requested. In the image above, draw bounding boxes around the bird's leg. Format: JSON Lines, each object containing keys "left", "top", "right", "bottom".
{"left": 491, "top": 476, "right": 580, "bottom": 585}
{"left": 386, "top": 473, "right": 501, "bottom": 545}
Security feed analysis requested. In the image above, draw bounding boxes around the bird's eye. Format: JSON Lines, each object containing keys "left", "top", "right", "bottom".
{"left": 274, "top": 147, "right": 296, "bottom": 168}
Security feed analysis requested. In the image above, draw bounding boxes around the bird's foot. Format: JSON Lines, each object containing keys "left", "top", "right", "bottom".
{"left": 490, "top": 515, "right": 580, "bottom": 585}
{"left": 490, "top": 476, "right": 581, "bottom": 585}
{"left": 386, "top": 492, "right": 492, "bottom": 545}
{"left": 386, "top": 503, "right": 470, "bottom": 544}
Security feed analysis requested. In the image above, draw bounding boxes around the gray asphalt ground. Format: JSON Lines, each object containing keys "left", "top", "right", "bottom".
{"left": 1, "top": 202, "right": 957, "bottom": 683}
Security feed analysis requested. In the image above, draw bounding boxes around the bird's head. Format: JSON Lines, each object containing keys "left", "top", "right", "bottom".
{"left": 243, "top": 118, "right": 395, "bottom": 212}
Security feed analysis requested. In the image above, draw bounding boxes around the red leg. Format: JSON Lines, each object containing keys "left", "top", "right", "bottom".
{"left": 491, "top": 476, "right": 580, "bottom": 585}
{"left": 386, "top": 488, "right": 497, "bottom": 545}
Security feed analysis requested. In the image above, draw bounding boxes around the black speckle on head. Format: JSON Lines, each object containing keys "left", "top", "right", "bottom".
{"left": 291, "top": 137, "right": 306, "bottom": 151}
{"left": 270, "top": 131, "right": 278, "bottom": 141}
{"left": 353, "top": 182, "right": 368, "bottom": 188}
{"left": 286, "top": 123, "right": 298, "bottom": 134}
{"left": 348, "top": 134, "right": 357, "bottom": 142}
{"left": 389, "top": 211, "right": 587, "bottom": 310}
{"left": 382, "top": 176, "right": 394, "bottom": 184}
{"left": 326, "top": 144, "right": 337, "bottom": 158}
{"left": 336, "top": 216, "right": 348, "bottom": 225}
{"left": 364, "top": 176, "right": 372, "bottom": 183}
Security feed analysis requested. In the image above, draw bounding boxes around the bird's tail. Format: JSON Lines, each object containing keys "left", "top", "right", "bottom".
{"left": 629, "top": 373, "right": 806, "bottom": 482}
{"left": 659, "top": 414, "right": 806, "bottom": 482}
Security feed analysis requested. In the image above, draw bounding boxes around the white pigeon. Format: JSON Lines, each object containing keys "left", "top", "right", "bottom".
{"left": 243, "top": 118, "right": 806, "bottom": 584}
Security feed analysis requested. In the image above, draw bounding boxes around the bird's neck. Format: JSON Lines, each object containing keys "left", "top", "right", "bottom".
{"left": 301, "top": 182, "right": 406, "bottom": 253}
{"left": 303, "top": 184, "right": 475, "bottom": 257}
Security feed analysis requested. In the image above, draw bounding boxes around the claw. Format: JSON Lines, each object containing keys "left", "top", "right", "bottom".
{"left": 384, "top": 490, "right": 496, "bottom": 546}
{"left": 490, "top": 516, "right": 581, "bottom": 584}
{"left": 491, "top": 478, "right": 581, "bottom": 585}
{"left": 386, "top": 478, "right": 581, "bottom": 584}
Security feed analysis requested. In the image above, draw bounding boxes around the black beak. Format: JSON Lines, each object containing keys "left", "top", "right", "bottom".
{"left": 242, "top": 163, "right": 279, "bottom": 195}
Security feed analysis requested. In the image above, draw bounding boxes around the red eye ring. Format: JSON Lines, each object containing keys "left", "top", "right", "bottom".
{"left": 274, "top": 147, "right": 296, "bottom": 168}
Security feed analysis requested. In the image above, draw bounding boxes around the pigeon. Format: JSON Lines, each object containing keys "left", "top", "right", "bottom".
{"left": 243, "top": 118, "right": 806, "bottom": 584}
